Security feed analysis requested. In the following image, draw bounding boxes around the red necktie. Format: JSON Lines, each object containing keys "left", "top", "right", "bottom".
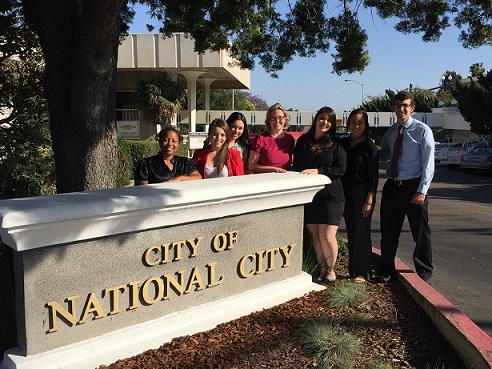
{"left": 390, "top": 125, "right": 404, "bottom": 179}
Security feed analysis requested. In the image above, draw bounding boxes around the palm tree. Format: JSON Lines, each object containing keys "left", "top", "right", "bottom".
{"left": 132, "top": 72, "right": 185, "bottom": 127}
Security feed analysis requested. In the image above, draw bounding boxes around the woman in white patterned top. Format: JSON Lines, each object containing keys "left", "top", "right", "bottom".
{"left": 226, "top": 112, "right": 251, "bottom": 173}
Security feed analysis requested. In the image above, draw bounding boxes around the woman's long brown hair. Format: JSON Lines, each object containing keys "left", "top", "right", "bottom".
{"left": 305, "top": 106, "right": 336, "bottom": 158}
{"left": 204, "top": 119, "right": 230, "bottom": 175}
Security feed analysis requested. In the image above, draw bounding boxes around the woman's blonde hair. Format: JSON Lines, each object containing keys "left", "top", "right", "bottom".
{"left": 204, "top": 118, "right": 230, "bottom": 176}
{"left": 264, "top": 103, "right": 290, "bottom": 130}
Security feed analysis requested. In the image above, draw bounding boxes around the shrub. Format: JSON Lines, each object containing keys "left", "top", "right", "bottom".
{"left": 327, "top": 282, "right": 369, "bottom": 308}
{"left": 303, "top": 318, "right": 360, "bottom": 369}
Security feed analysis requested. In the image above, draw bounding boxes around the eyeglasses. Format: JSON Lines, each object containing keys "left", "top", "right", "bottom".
{"left": 394, "top": 103, "right": 413, "bottom": 109}
{"left": 269, "top": 116, "right": 285, "bottom": 121}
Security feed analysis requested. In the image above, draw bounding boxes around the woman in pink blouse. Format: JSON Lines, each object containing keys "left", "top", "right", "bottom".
{"left": 248, "top": 103, "right": 295, "bottom": 173}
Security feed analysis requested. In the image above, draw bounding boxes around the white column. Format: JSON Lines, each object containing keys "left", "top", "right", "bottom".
{"left": 180, "top": 71, "right": 205, "bottom": 132}
{"left": 200, "top": 78, "right": 216, "bottom": 111}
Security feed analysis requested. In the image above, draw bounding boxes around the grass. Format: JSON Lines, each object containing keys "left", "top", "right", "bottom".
{"left": 303, "top": 317, "right": 361, "bottom": 369}
{"left": 328, "top": 281, "right": 369, "bottom": 308}
{"left": 365, "top": 358, "right": 394, "bottom": 369}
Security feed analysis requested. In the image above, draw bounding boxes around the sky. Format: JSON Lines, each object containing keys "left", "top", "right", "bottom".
{"left": 128, "top": 3, "right": 491, "bottom": 112}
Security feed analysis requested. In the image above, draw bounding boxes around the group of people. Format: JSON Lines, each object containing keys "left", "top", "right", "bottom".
{"left": 134, "top": 90, "right": 434, "bottom": 285}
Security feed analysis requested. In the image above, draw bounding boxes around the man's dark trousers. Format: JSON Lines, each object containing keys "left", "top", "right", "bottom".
{"left": 380, "top": 178, "right": 433, "bottom": 282}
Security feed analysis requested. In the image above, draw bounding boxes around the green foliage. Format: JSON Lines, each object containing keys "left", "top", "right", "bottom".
{"left": 0, "top": 27, "right": 56, "bottom": 199}
{"left": 209, "top": 90, "right": 255, "bottom": 111}
{"left": 362, "top": 88, "right": 438, "bottom": 112}
{"left": 116, "top": 139, "right": 160, "bottom": 186}
{"left": 116, "top": 137, "right": 133, "bottom": 187}
{"left": 365, "top": 358, "right": 394, "bottom": 369}
{"left": 439, "top": 70, "right": 462, "bottom": 93}
{"left": 337, "top": 234, "right": 348, "bottom": 256}
{"left": 243, "top": 92, "right": 269, "bottom": 110}
{"left": 302, "top": 318, "right": 361, "bottom": 369}
{"left": 132, "top": 72, "right": 185, "bottom": 126}
{"left": 128, "top": 140, "right": 160, "bottom": 168}
{"left": 469, "top": 62, "right": 486, "bottom": 77}
{"left": 452, "top": 70, "right": 492, "bottom": 135}
{"left": 412, "top": 88, "right": 439, "bottom": 112}
{"left": 302, "top": 228, "right": 319, "bottom": 275}
{"left": 328, "top": 10, "right": 370, "bottom": 75}
{"left": 327, "top": 282, "right": 369, "bottom": 308}
{"left": 362, "top": 90, "right": 395, "bottom": 112}
{"left": 145, "top": 0, "right": 491, "bottom": 77}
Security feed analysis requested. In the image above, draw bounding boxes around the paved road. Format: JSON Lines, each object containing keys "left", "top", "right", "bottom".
{"left": 339, "top": 166, "right": 492, "bottom": 337}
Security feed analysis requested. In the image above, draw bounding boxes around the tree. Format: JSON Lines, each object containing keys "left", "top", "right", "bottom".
{"left": 209, "top": 90, "right": 255, "bottom": 111}
{"left": 7, "top": 0, "right": 492, "bottom": 192}
{"left": 362, "top": 88, "right": 437, "bottom": 112}
{"left": 18, "top": 0, "right": 128, "bottom": 193}
{"left": 469, "top": 62, "right": 485, "bottom": 77}
{"left": 132, "top": 72, "right": 185, "bottom": 127}
{"left": 244, "top": 92, "right": 269, "bottom": 111}
{"left": 206, "top": 90, "right": 268, "bottom": 111}
{"left": 0, "top": 5, "right": 55, "bottom": 199}
{"left": 452, "top": 70, "right": 492, "bottom": 135}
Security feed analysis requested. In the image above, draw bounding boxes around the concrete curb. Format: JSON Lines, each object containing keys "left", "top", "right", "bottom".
{"left": 372, "top": 247, "right": 492, "bottom": 369}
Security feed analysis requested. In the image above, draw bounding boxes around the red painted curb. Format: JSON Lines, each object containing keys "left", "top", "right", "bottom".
{"left": 372, "top": 247, "right": 492, "bottom": 369}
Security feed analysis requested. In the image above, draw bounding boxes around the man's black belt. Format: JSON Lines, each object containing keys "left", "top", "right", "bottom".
{"left": 389, "top": 177, "right": 421, "bottom": 187}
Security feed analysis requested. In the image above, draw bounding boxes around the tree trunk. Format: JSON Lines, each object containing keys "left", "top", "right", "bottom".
{"left": 23, "top": 0, "right": 126, "bottom": 193}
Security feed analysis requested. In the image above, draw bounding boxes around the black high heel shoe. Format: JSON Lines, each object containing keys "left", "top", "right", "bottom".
{"left": 316, "top": 265, "right": 327, "bottom": 282}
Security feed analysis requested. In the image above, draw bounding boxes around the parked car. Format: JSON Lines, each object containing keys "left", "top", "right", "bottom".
{"left": 447, "top": 140, "right": 490, "bottom": 168}
{"left": 435, "top": 142, "right": 462, "bottom": 166}
{"left": 459, "top": 146, "right": 492, "bottom": 174}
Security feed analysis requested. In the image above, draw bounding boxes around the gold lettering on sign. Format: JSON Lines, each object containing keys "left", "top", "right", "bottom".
{"left": 207, "top": 262, "right": 224, "bottom": 287}
{"left": 103, "top": 284, "right": 127, "bottom": 315}
{"left": 45, "top": 229, "right": 296, "bottom": 333}
{"left": 127, "top": 281, "right": 141, "bottom": 310}
{"left": 211, "top": 230, "right": 238, "bottom": 252}
{"left": 279, "top": 244, "right": 294, "bottom": 267}
{"left": 238, "top": 244, "right": 295, "bottom": 278}
{"left": 142, "top": 237, "right": 203, "bottom": 267}
{"left": 185, "top": 267, "right": 206, "bottom": 293}
{"left": 163, "top": 270, "right": 185, "bottom": 299}
{"left": 238, "top": 253, "right": 255, "bottom": 278}
{"left": 46, "top": 296, "right": 79, "bottom": 333}
{"left": 141, "top": 277, "right": 164, "bottom": 305}
{"left": 78, "top": 292, "right": 106, "bottom": 325}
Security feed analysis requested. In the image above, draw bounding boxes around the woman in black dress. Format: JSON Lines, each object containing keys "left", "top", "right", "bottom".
{"left": 293, "top": 107, "right": 346, "bottom": 282}
{"left": 134, "top": 127, "right": 202, "bottom": 185}
{"left": 342, "top": 109, "right": 379, "bottom": 283}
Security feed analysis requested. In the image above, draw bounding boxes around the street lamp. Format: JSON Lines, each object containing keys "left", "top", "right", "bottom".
{"left": 344, "top": 79, "right": 364, "bottom": 106}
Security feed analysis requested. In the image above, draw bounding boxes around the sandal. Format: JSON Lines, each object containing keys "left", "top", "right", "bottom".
{"left": 325, "top": 268, "right": 336, "bottom": 283}
{"left": 354, "top": 276, "right": 367, "bottom": 283}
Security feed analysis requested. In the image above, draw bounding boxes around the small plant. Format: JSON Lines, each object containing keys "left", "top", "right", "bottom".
{"left": 303, "top": 318, "right": 360, "bottom": 369}
{"left": 328, "top": 282, "right": 368, "bottom": 308}
{"left": 337, "top": 234, "right": 348, "bottom": 256}
{"left": 365, "top": 357, "right": 394, "bottom": 369}
{"left": 302, "top": 228, "right": 319, "bottom": 275}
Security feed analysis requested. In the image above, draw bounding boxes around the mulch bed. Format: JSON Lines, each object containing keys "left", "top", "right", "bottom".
{"left": 98, "top": 256, "right": 466, "bottom": 369}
